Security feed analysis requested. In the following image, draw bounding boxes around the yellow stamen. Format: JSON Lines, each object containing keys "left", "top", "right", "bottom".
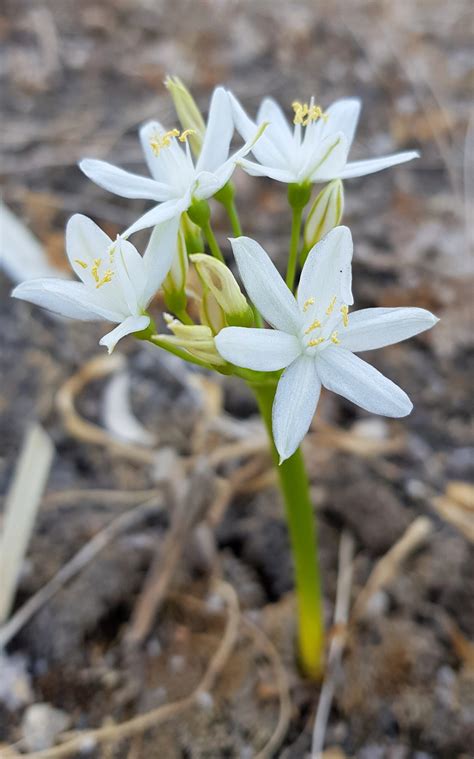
{"left": 304, "top": 319, "right": 322, "bottom": 334}
{"left": 340, "top": 305, "right": 349, "bottom": 327}
{"left": 330, "top": 331, "right": 340, "bottom": 344}
{"left": 308, "top": 337, "right": 325, "bottom": 347}
{"left": 326, "top": 295, "right": 337, "bottom": 315}
{"left": 292, "top": 101, "right": 328, "bottom": 126}
{"left": 303, "top": 297, "right": 315, "bottom": 312}
{"left": 91, "top": 257, "right": 113, "bottom": 289}
{"left": 75, "top": 259, "right": 88, "bottom": 269}
{"left": 178, "top": 128, "right": 196, "bottom": 142}
{"left": 150, "top": 128, "right": 195, "bottom": 156}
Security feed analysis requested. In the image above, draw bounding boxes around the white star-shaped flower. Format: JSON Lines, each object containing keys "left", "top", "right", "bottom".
{"left": 229, "top": 94, "right": 418, "bottom": 185}
{"left": 215, "top": 227, "right": 438, "bottom": 463}
{"left": 12, "top": 214, "right": 179, "bottom": 352}
{"left": 80, "top": 88, "right": 264, "bottom": 237}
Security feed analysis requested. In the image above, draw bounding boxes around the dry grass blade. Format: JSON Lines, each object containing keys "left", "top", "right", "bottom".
{"left": 12, "top": 581, "right": 239, "bottom": 759}
{"left": 0, "top": 496, "right": 163, "bottom": 649}
{"left": 311, "top": 531, "right": 355, "bottom": 758}
{"left": 243, "top": 616, "right": 292, "bottom": 759}
{"left": 352, "top": 516, "right": 433, "bottom": 621}
{"left": 55, "top": 355, "right": 156, "bottom": 464}
{"left": 0, "top": 424, "right": 54, "bottom": 625}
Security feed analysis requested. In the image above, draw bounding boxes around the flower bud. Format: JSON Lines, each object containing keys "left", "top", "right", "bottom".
{"left": 302, "top": 180, "right": 344, "bottom": 263}
{"left": 164, "top": 75, "right": 205, "bottom": 157}
{"left": 190, "top": 254, "right": 254, "bottom": 328}
{"left": 181, "top": 212, "right": 204, "bottom": 254}
{"left": 163, "top": 314, "right": 227, "bottom": 367}
{"left": 162, "top": 229, "right": 188, "bottom": 313}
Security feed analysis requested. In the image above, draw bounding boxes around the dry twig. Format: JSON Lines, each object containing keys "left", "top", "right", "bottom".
{"left": 311, "top": 531, "right": 355, "bottom": 758}
{"left": 0, "top": 496, "right": 163, "bottom": 650}
{"left": 352, "top": 516, "right": 433, "bottom": 621}
{"left": 55, "top": 355, "right": 156, "bottom": 465}
{"left": 7, "top": 581, "right": 239, "bottom": 759}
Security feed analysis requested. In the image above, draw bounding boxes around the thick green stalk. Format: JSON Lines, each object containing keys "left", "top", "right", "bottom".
{"left": 251, "top": 381, "right": 325, "bottom": 679}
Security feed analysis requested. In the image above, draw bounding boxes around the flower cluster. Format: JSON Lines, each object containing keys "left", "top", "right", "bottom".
{"left": 12, "top": 79, "right": 437, "bottom": 462}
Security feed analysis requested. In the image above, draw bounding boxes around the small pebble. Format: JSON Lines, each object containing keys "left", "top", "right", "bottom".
{"left": 21, "top": 703, "right": 71, "bottom": 751}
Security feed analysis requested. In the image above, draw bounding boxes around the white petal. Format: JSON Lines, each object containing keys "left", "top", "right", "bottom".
{"left": 209, "top": 121, "right": 271, "bottom": 192}
{"left": 238, "top": 158, "right": 297, "bottom": 183}
{"left": 229, "top": 92, "right": 286, "bottom": 168}
{"left": 142, "top": 216, "right": 180, "bottom": 304}
{"left": 272, "top": 355, "right": 321, "bottom": 463}
{"left": 306, "top": 132, "right": 349, "bottom": 182}
{"left": 196, "top": 88, "right": 234, "bottom": 173}
{"left": 341, "top": 307, "right": 439, "bottom": 352}
{"left": 215, "top": 327, "right": 301, "bottom": 371}
{"left": 123, "top": 197, "right": 187, "bottom": 237}
{"left": 12, "top": 279, "right": 123, "bottom": 322}
{"left": 194, "top": 170, "right": 227, "bottom": 200}
{"left": 338, "top": 151, "right": 419, "bottom": 179}
{"left": 317, "top": 346, "right": 413, "bottom": 417}
{"left": 139, "top": 120, "right": 168, "bottom": 181}
{"left": 230, "top": 237, "right": 301, "bottom": 333}
{"left": 114, "top": 238, "right": 147, "bottom": 315}
{"left": 297, "top": 226, "right": 354, "bottom": 310}
{"left": 66, "top": 214, "right": 111, "bottom": 282}
{"left": 99, "top": 315, "right": 150, "bottom": 354}
{"left": 79, "top": 159, "right": 171, "bottom": 201}
{"left": 321, "top": 98, "right": 361, "bottom": 149}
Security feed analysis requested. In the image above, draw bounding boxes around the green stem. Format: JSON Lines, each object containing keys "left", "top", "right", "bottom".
{"left": 201, "top": 219, "right": 225, "bottom": 262}
{"left": 224, "top": 196, "right": 243, "bottom": 237}
{"left": 174, "top": 309, "right": 194, "bottom": 326}
{"left": 148, "top": 336, "right": 213, "bottom": 370}
{"left": 286, "top": 204, "right": 304, "bottom": 291}
{"left": 252, "top": 381, "right": 325, "bottom": 680}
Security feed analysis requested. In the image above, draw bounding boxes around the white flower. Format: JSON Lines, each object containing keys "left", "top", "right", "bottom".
{"left": 215, "top": 227, "right": 438, "bottom": 463}
{"left": 229, "top": 94, "right": 419, "bottom": 185}
{"left": 12, "top": 214, "right": 179, "bottom": 353}
{"left": 79, "top": 88, "right": 265, "bottom": 237}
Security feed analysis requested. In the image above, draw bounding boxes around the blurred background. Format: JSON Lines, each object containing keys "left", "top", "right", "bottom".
{"left": 1, "top": 1, "right": 473, "bottom": 757}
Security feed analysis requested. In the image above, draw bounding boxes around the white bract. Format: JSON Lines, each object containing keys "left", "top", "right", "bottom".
{"left": 80, "top": 87, "right": 265, "bottom": 237}
{"left": 12, "top": 214, "right": 179, "bottom": 353}
{"left": 215, "top": 227, "right": 438, "bottom": 463}
{"left": 229, "top": 94, "right": 419, "bottom": 185}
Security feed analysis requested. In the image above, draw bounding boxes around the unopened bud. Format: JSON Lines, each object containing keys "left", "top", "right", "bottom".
{"left": 181, "top": 212, "right": 204, "bottom": 254}
{"left": 162, "top": 229, "right": 188, "bottom": 313}
{"left": 163, "top": 315, "right": 226, "bottom": 367}
{"left": 191, "top": 254, "right": 254, "bottom": 328}
{"left": 165, "top": 75, "right": 205, "bottom": 157}
{"left": 302, "top": 180, "right": 344, "bottom": 263}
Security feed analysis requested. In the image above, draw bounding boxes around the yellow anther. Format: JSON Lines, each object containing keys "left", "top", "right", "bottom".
{"left": 330, "top": 331, "right": 340, "bottom": 344}
{"left": 91, "top": 257, "right": 113, "bottom": 288}
{"left": 340, "top": 305, "right": 349, "bottom": 327}
{"left": 292, "top": 100, "right": 327, "bottom": 126}
{"left": 326, "top": 295, "right": 337, "bottom": 315}
{"left": 308, "top": 337, "right": 325, "bottom": 347}
{"left": 303, "top": 297, "right": 315, "bottom": 312}
{"left": 91, "top": 258, "right": 101, "bottom": 284}
{"left": 74, "top": 259, "right": 88, "bottom": 269}
{"left": 150, "top": 128, "right": 194, "bottom": 155}
{"left": 178, "top": 129, "right": 196, "bottom": 142}
{"left": 304, "top": 319, "right": 322, "bottom": 334}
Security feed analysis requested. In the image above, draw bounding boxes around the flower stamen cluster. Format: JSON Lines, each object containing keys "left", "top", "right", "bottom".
{"left": 292, "top": 100, "right": 328, "bottom": 126}
{"left": 149, "top": 128, "right": 196, "bottom": 156}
